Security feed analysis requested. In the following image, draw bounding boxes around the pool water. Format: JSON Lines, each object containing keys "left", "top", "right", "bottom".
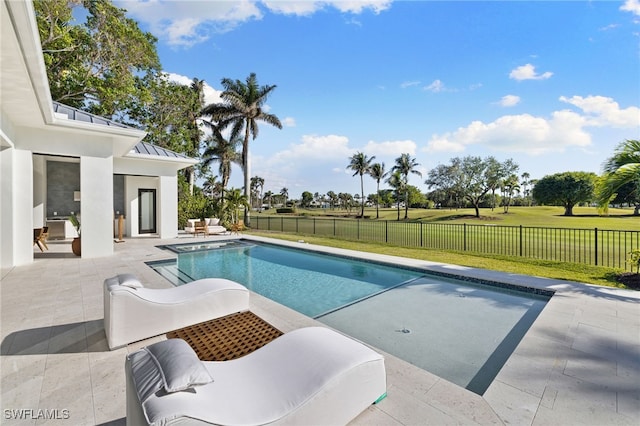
{"left": 150, "top": 239, "right": 550, "bottom": 394}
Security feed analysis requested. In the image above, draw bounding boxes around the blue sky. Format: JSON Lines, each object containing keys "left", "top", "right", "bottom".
{"left": 119, "top": 0, "right": 640, "bottom": 199}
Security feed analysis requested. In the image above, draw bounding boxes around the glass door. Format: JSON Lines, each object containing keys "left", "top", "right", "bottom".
{"left": 138, "top": 189, "right": 156, "bottom": 234}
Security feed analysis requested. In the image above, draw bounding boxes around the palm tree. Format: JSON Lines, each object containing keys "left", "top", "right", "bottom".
{"left": 280, "top": 187, "right": 289, "bottom": 207}
{"left": 250, "top": 176, "right": 265, "bottom": 210}
{"left": 521, "top": 172, "right": 531, "bottom": 206}
{"left": 202, "top": 174, "right": 219, "bottom": 199}
{"left": 201, "top": 73, "right": 282, "bottom": 226}
{"left": 597, "top": 139, "right": 640, "bottom": 215}
{"left": 347, "top": 152, "right": 375, "bottom": 217}
{"left": 201, "top": 122, "right": 242, "bottom": 204}
{"left": 185, "top": 78, "right": 205, "bottom": 195}
{"left": 369, "top": 162, "right": 387, "bottom": 219}
{"left": 386, "top": 170, "right": 405, "bottom": 221}
{"left": 224, "top": 188, "right": 250, "bottom": 224}
{"left": 392, "top": 153, "right": 422, "bottom": 219}
{"left": 263, "top": 190, "right": 273, "bottom": 209}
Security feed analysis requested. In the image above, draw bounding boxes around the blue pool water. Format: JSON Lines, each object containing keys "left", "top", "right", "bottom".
{"left": 150, "top": 239, "right": 550, "bottom": 394}
{"left": 153, "top": 240, "right": 423, "bottom": 317}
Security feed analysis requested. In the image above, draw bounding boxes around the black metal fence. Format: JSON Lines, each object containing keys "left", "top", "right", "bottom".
{"left": 251, "top": 216, "right": 640, "bottom": 271}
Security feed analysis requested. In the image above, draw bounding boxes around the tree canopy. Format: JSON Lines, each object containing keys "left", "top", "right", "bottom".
{"left": 532, "top": 171, "right": 597, "bottom": 216}
{"left": 35, "top": 0, "right": 161, "bottom": 118}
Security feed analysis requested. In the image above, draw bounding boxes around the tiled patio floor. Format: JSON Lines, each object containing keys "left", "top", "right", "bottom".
{"left": 1, "top": 234, "right": 638, "bottom": 425}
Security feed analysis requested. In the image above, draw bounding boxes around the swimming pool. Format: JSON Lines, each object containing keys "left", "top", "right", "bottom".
{"left": 150, "top": 239, "right": 551, "bottom": 394}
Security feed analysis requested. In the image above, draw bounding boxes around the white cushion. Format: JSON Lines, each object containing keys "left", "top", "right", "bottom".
{"left": 207, "top": 218, "right": 220, "bottom": 226}
{"left": 145, "top": 339, "right": 213, "bottom": 392}
{"left": 126, "top": 327, "right": 387, "bottom": 425}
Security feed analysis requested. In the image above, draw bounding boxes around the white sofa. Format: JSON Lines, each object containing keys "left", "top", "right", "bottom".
{"left": 184, "top": 218, "right": 227, "bottom": 235}
{"left": 103, "top": 274, "right": 249, "bottom": 350}
{"left": 126, "top": 327, "right": 387, "bottom": 425}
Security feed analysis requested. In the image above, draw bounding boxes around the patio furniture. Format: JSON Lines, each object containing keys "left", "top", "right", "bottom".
{"left": 103, "top": 274, "right": 250, "bottom": 350}
{"left": 33, "top": 227, "right": 48, "bottom": 251}
{"left": 230, "top": 219, "right": 245, "bottom": 234}
{"left": 126, "top": 327, "right": 387, "bottom": 425}
{"left": 185, "top": 218, "right": 227, "bottom": 236}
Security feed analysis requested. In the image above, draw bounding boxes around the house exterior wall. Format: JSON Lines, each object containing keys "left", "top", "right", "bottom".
{"left": 0, "top": 148, "right": 34, "bottom": 269}
{"left": 158, "top": 175, "right": 178, "bottom": 239}
{"left": 80, "top": 156, "right": 114, "bottom": 258}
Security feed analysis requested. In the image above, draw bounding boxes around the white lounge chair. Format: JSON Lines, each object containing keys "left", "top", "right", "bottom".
{"left": 103, "top": 274, "right": 249, "bottom": 350}
{"left": 126, "top": 327, "right": 387, "bottom": 425}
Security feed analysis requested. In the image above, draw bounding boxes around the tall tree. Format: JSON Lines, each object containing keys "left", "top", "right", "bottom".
{"left": 35, "top": 0, "right": 161, "bottom": 118}
{"left": 521, "top": 172, "right": 531, "bottom": 206}
{"left": 392, "top": 154, "right": 422, "bottom": 219}
{"left": 201, "top": 73, "right": 282, "bottom": 226}
{"left": 386, "top": 170, "right": 405, "bottom": 221}
{"left": 596, "top": 139, "right": 640, "bottom": 215}
{"left": 201, "top": 123, "right": 242, "bottom": 204}
{"left": 532, "top": 171, "right": 597, "bottom": 216}
{"left": 251, "top": 176, "right": 265, "bottom": 210}
{"left": 280, "top": 187, "right": 289, "bottom": 207}
{"left": 369, "top": 162, "right": 387, "bottom": 219}
{"left": 501, "top": 174, "right": 520, "bottom": 213}
{"left": 347, "top": 152, "right": 375, "bottom": 217}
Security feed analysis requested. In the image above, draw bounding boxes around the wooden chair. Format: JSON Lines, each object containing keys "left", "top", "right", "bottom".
{"left": 194, "top": 220, "right": 207, "bottom": 237}
{"left": 33, "top": 228, "right": 46, "bottom": 252}
{"left": 230, "top": 220, "right": 245, "bottom": 234}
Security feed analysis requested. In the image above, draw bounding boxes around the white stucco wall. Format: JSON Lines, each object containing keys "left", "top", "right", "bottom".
{"left": 158, "top": 175, "right": 178, "bottom": 239}
{"left": 0, "top": 148, "right": 15, "bottom": 271}
{"left": 32, "top": 155, "right": 46, "bottom": 228}
{"left": 80, "top": 156, "right": 113, "bottom": 258}
{"left": 9, "top": 150, "right": 34, "bottom": 266}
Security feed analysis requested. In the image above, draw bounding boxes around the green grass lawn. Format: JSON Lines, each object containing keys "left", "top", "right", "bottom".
{"left": 248, "top": 206, "right": 638, "bottom": 290}
{"left": 267, "top": 205, "right": 638, "bottom": 230}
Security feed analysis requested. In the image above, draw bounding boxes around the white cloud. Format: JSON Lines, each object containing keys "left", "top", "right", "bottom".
{"left": 362, "top": 139, "right": 417, "bottom": 156}
{"left": 165, "top": 73, "right": 223, "bottom": 105}
{"left": 400, "top": 80, "right": 421, "bottom": 89}
{"left": 424, "top": 79, "right": 447, "bottom": 92}
{"left": 271, "top": 134, "right": 353, "bottom": 163}
{"left": 509, "top": 64, "right": 553, "bottom": 81}
{"left": 282, "top": 117, "right": 296, "bottom": 127}
{"left": 559, "top": 95, "right": 640, "bottom": 128}
{"left": 123, "top": 0, "right": 392, "bottom": 46}
{"left": 498, "top": 94, "right": 521, "bottom": 107}
{"left": 621, "top": 0, "right": 640, "bottom": 16}
{"left": 424, "top": 112, "right": 590, "bottom": 156}
{"left": 121, "top": 1, "right": 264, "bottom": 47}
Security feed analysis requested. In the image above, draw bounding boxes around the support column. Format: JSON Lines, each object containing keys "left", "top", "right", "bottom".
{"left": 2, "top": 149, "right": 34, "bottom": 266}
{"left": 158, "top": 175, "right": 178, "bottom": 239}
{"left": 80, "top": 156, "right": 113, "bottom": 258}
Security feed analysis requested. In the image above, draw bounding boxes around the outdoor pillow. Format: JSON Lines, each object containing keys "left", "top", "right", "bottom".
{"left": 208, "top": 218, "right": 220, "bottom": 226}
{"left": 145, "top": 338, "right": 213, "bottom": 393}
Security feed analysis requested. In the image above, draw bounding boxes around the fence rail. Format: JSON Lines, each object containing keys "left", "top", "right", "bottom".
{"left": 251, "top": 216, "right": 640, "bottom": 271}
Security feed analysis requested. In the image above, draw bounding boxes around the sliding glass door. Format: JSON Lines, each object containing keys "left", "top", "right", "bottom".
{"left": 138, "top": 189, "right": 156, "bottom": 234}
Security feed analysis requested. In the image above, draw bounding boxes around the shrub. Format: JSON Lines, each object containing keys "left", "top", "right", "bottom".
{"left": 276, "top": 207, "right": 296, "bottom": 214}
{"left": 628, "top": 249, "right": 640, "bottom": 274}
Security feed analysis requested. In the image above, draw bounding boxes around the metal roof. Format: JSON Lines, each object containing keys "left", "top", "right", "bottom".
{"left": 52, "top": 101, "right": 194, "bottom": 161}
{"left": 52, "top": 101, "right": 130, "bottom": 129}
{"left": 132, "top": 141, "right": 193, "bottom": 160}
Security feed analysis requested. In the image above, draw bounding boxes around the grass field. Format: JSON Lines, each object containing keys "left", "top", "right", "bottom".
{"left": 277, "top": 205, "right": 639, "bottom": 230}
{"left": 247, "top": 206, "right": 639, "bottom": 289}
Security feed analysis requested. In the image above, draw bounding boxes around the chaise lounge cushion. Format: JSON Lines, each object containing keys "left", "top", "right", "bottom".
{"left": 104, "top": 276, "right": 250, "bottom": 350}
{"left": 126, "top": 327, "right": 387, "bottom": 426}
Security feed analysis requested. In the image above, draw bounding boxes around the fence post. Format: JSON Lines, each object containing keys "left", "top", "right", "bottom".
{"left": 385, "top": 221, "right": 389, "bottom": 243}
{"left": 519, "top": 225, "right": 523, "bottom": 257}
{"left": 333, "top": 219, "right": 336, "bottom": 236}
{"left": 296, "top": 217, "right": 299, "bottom": 233}
{"left": 464, "top": 223, "right": 467, "bottom": 251}
{"left": 313, "top": 218, "right": 316, "bottom": 235}
{"left": 594, "top": 227, "right": 598, "bottom": 266}
{"left": 420, "top": 222, "right": 423, "bottom": 247}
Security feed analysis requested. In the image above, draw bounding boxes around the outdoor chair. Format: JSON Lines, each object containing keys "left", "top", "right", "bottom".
{"left": 125, "top": 327, "right": 387, "bottom": 425}
{"left": 103, "top": 274, "right": 250, "bottom": 349}
{"left": 33, "top": 227, "right": 48, "bottom": 251}
{"left": 230, "top": 219, "right": 245, "bottom": 234}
